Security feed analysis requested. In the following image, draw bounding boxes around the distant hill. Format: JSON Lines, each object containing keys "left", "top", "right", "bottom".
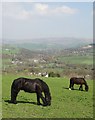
{"left": 3, "top": 37, "right": 92, "bottom": 51}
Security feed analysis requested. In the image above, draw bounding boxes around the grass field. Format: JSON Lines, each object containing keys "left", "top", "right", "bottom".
{"left": 2, "top": 74, "right": 93, "bottom": 118}
{"left": 2, "top": 47, "right": 19, "bottom": 55}
{"left": 58, "top": 56, "right": 93, "bottom": 65}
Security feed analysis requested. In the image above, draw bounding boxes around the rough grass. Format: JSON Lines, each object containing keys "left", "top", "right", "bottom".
{"left": 2, "top": 47, "right": 19, "bottom": 55}
{"left": 2, "top": 74, "right": 93, "bottom": 118}
{"left": 58, "top": 56, "right": 93, "bottom": 65}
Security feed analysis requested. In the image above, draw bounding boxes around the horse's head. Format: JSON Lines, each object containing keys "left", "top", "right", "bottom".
{"left": 45, "top": 93, "right": 51, "bottom": 106}
{"left": 85, "top": 85, "right": 89, "bottom": 91}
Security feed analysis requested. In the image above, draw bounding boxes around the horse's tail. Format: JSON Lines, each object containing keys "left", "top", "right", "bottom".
{"left": 11, "top": 77, "right": 23, "bottom": 90}
{"left": 11, "top": 79, "right": 18, "bottom": 103}
{"left": 11, "top": 78, "right": 23, "bottom": 103}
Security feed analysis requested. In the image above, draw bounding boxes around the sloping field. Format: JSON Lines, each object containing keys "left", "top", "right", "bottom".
{"left": 2, "top": 74, "right": 93, "bottom": 118}
{"left": 58, "top": 55, "right": 93, "bottom": 65}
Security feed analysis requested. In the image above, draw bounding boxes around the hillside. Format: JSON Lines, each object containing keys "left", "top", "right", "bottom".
{"left": 3, "top": 37, "right": 92, "bottom": 51}
{"left": 2, "top": 43, "right": 93, "bottom": 78}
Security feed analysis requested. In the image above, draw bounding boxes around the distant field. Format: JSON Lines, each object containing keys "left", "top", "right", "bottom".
{"left": 2, "top": 47, "right": 19, "bottom": 55}
{"left": 2, "top": 74, "right": 93, "bottom": 118}
{"left": 58, "top": 55, "right": 93, "bottom": 65}
{"left": 17, "top": 43, "right": 49, "bottom": 51}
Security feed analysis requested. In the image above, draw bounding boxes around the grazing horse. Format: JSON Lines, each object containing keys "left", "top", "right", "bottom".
{"left": 69, "top": 77, "right": 89, "bottom": 91}
{"left": 10, "top": 77, "right": 51, "bottom": 106}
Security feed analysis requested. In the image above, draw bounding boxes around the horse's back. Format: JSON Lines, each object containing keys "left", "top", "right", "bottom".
{"left": 11, "top": 77, "right": 37, "bottom": 92}
{"left": 70, "top": 77, "right": 86, "bottom": 84}
{"left": 11, "top": 77, "right": 49, "bottom": 93}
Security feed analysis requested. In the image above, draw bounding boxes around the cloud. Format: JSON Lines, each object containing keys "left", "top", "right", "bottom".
{"left": 2, "top": 3, "right": 78, "bottom": 20}
{"left": 33, "top": 3, "right": 49, "bottom": 15}
{"left": 53, "top": 5, "right": 77, "bottom": 14}
{"left": 34, "top": 3, "right": 77, "bottom": 15}
{"left": 34, "top": 3, "right": 48, "bottom": 11}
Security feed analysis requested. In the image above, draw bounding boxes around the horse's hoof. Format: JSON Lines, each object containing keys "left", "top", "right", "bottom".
{"left": 43, "top": 105, "right": 47, "bottom": 107}
{"left": 43, "top": 103, "right": 48, "bottom": 106}
{"left": 69, "top": 88, "right": 71, "bottom": 90}
{"left": 47, "top": 103, "right": 51, "bottom": 106}
{"left": 13, "top": 101, "right": 17, "bottom": 104}
{"left": 11, "top": 101, "right": 17, "bottom": 104}
{"left": 37, "top": 103, "right": 42, "bottom": 105}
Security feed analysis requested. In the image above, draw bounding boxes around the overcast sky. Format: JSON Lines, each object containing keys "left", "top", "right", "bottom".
{"left": 2, "top": 2, "right": 93, "bottom": 40}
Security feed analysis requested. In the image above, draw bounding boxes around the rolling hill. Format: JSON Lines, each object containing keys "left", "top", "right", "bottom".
{"left": 3, "top": 37, "right": 92, "bottom": 51}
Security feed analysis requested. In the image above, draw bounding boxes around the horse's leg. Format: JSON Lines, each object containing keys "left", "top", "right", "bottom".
{"left": 69, "top": 84, "right": 74, "bottom": 90}
{"left": 11, "top": 89, "right": 19, "bottom": 104}
{"left": 36, "top": 85, "right": 47, "bottom": 106}
{"left": 71, "top": 84, "right": 74, "bottom": 90}
{"left": 79, "top": 85, "right": 81, "bottom": 90}
{"left": 79, "top": 85, "right": 83, "bottom": 91}
{"left": 36, "top": 93, "right": 41, "bottom": 105}
{"left": 81, "top": 85, "right": 83, "bottom": 91}
{"left": 36, "top": 91, "right": 47, "bottom": 106}
{"left": 69, "top": 83, "right": 72, "bottom": 90}
{"left": 84, "top": 82, "right": 89, "bottom": 91}
{"left": 38, "top": 92, "right": 47, "bottom": 106}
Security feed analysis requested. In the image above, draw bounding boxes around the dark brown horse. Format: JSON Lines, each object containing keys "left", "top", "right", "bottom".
{"left": 69, "top": 77, "right": 89, "bottom": 91}
{"left": 10, "top": 77, "right": 51, "bottom": 106}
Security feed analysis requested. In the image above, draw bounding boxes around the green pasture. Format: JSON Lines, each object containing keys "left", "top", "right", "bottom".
{"left": 2, "top": 74, "right": 93, "bottom": 118}
{"left": 2, "top": 47, "right": 19, "bottom": 55}
{"left": 58, "top": 55, "right": 93, "bottom": 65}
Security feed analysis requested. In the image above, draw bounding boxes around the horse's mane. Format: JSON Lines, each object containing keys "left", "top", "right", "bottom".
{"left": 36, "top": 78, "right": 50, "bottom": 92}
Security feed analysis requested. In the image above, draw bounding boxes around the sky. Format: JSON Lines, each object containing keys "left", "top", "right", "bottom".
{"left": 1, "top": 2, "right": 93, "bottom": 40}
